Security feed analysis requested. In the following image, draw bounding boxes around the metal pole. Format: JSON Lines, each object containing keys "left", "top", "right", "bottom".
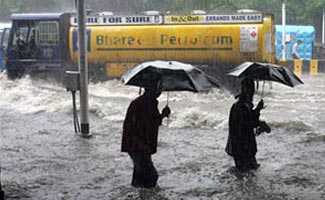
{"left": 281, "top": 1, "right": 286, "bottom": 61}
{"left": 77, "top": 0, "right": 91, "bottom": 137}
{"left": 322, "top": 8, "right": 325, "bottom": 45}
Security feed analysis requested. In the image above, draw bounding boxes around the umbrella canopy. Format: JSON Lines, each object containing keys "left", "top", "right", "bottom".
{"left": 227, "top": 61, "right": 304, "bottom": 87}
{"left": 121, "top": 60, "right": 220, "bottom": 92}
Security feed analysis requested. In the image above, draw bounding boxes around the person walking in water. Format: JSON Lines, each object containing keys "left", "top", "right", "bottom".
{"left": 225, "top": 78, "right": 270, "bottom": 172}
{"left": 292, "top": 40, "right": 303, "bottom": 59}
{"left": 121, "top": 82, "right": 170, "bottom": 188}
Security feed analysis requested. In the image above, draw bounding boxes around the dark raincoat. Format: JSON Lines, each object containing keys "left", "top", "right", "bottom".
{"left": 121, "top": 94, "right": 163, "bottom": 154}
{"left": 226, "top": 96, "right": 260, "bottom": 157}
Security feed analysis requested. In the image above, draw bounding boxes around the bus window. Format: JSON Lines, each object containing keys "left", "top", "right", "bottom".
{"left": 11, "top": 21, "right": 39, "bottom": 58}
{"left": 38, "top": 21, "right": 59, "bottom": 46}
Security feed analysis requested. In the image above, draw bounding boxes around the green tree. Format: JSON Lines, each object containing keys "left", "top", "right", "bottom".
{"left": 1, "top": 0, "right": 324, "bottom": 27}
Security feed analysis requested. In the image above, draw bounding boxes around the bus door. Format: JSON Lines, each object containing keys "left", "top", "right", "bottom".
{"left": 0, "top": 28, "right": 10, "bottom": 71}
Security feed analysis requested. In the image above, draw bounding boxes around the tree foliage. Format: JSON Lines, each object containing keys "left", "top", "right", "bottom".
{"left": 0, "top": 0, "right": 324, "bottom": 25}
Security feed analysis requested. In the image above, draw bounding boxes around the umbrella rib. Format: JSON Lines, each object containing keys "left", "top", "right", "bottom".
{"left": 186, "top": 72, "right": 201, "bottom": 92}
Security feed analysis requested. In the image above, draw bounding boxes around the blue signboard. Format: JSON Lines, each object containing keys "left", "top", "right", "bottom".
{"left": 275, "top": 25, "right": 315, "bottom": 60}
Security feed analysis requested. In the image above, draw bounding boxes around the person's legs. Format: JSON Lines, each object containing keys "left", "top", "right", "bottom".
{"left": 0, "top": 187, "right": 3, "bottom": 200}
{"left": 0, "top": 183, "right": 3, "bottom": 200}
{"left": 234, "top": 156, "right": 250, "bottom": 172}
{"left": 129, "top": 153, "right": 145, "bottom": 187}
{"left": 292, "top": 53, "right": 299, "bottom": 59}
{"left": 142, "top": 154, "right": 158, "bottom": 188}
{"left": 248, "top": 155, "right": 260, "bottom": 170}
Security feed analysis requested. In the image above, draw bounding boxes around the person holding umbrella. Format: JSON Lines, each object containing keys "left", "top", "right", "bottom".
{"left": 225, "top": 78, "right": 270, "bottom": 172}
{"left": 121, "top": 81, "right": 171, "bottom": 188}
{"left": 121, "top": 60, "right": 219, "bottom": 186}
{"left": 226, "top": 61, "right": 303, "bottom": 172}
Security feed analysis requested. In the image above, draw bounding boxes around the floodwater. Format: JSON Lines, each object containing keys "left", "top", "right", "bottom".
{"left": 0, "top": 72, "right": 324, "bottom": 200}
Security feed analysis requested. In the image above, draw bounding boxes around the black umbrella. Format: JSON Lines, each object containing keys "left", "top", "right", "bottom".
{"left": 227, "top": 61, "right": 304, "bottom": 87}
{"left": 121, "top": 60, "right": 220, "bottom": 92}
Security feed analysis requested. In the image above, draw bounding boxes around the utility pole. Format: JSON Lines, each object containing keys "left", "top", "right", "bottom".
{"left": 281, "top": 0, "right": 286, "bottom": 61}
{"left": 77, "top": 0, "right": 91, "bottom": 137}
{"left": 322, "top": 8, "right": 325, "bottom": 45}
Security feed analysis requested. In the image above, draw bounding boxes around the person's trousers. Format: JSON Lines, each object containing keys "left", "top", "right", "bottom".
{"left": 0, "top": 183, "right": 3, "bottom": 200}
{"left": 128, "top": 152, "right": 158, "bottom": 188}
{"left": 234, "top": 155, "right": 259, "bottom": 172}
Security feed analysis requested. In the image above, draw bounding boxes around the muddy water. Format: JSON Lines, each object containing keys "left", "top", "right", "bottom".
{"left": 0, "top": 73, "right": 324, "bottom": 200}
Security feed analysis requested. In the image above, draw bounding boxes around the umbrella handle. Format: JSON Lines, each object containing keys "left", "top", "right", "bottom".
{"left": 167, "top": 92, "right": 169, "bottom": 106}
{"left": 261, "top": 80, "right": 265, "bottom": 99}
{"left": 139, "top": 87, "right": 142, "bottom": 95}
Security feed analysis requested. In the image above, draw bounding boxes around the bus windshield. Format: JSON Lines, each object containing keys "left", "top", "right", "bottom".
{"left": 11, "top": 21, "right": 38, "bottom": 59}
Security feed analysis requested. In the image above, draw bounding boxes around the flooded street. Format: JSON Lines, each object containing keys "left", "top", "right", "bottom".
{"left": 0, "top": 73, "right": 324, "bottom": 200}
